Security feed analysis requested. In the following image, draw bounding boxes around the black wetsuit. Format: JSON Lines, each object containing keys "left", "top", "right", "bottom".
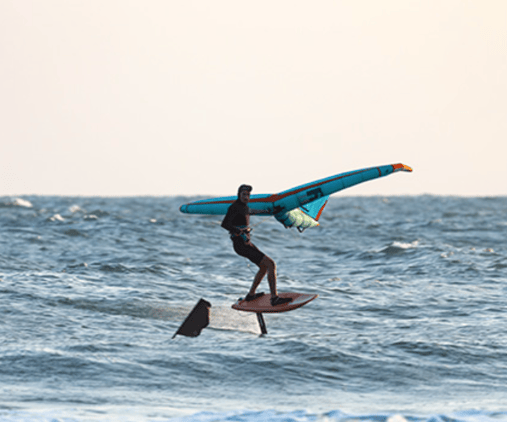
{"left": 221, "top": 199, "right": 265, "bottom": 266}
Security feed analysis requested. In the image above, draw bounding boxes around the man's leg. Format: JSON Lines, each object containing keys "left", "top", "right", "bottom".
{"left": 264, "top": 256, "right": 277, "bottom": 297}
{"left": 247, "top": 255, "right": 290, "bottom": 306}
{"left": 248, "top": 256, "right": 276, "bottom": 296}
{"left": 262, "top": 256, "right": 291, "bottom": 306}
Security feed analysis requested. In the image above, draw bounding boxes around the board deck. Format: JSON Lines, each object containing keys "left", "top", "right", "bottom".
{"left": 232, "top": 292, "right": 318, "bottom": 314}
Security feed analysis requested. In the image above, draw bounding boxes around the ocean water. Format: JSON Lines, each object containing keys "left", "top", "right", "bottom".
{"left": 1, "top": 195, "right": 506, "bottom": 422}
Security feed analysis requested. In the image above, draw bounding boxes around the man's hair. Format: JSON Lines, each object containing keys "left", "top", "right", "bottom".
{"left": 237, "top": 184, "right": 253, "bottom": 196}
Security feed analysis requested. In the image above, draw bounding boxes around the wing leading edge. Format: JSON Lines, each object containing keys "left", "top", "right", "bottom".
{"left": 180, "top": 163, "right": 412, "bottom": 231}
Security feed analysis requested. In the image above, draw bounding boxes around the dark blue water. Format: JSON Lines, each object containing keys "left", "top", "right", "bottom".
{"left": 1, "top": 196, "right": 506, "bottom": 422}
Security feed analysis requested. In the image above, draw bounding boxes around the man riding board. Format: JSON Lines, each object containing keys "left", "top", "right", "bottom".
{"left": 221, "top": 184, "right": 292, "bottom": 306}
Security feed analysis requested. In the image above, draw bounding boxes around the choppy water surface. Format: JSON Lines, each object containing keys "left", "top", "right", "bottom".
{"left": 1, "top": 196, "right": 506, "bottom": 422}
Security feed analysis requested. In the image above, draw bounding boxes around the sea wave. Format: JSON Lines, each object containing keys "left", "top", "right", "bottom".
{"left": 0, "top": 409, "right": 506, "bottom": 422}
{"left": 1, "top": 196, "right": 506, "bottom": 421}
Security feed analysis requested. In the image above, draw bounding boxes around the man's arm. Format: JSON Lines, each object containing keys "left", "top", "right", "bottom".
{"left": 248, "top": 208, "right": 264, "bottom": 215}
{"left": 249, "top": 205, "right": 283, "bottom": 215}
{"left": 221, "top": 207, "right": 234, "bottom": 231}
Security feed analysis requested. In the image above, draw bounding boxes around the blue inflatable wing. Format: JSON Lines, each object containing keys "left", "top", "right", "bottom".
{"left": 180, "top": 163, "right": 412, "bottom": 232}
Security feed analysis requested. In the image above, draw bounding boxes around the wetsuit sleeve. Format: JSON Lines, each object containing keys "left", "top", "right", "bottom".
{"left": 221, "top": 205, "right": 236, "bottom": 233}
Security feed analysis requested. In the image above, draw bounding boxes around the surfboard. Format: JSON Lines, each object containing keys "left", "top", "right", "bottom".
{"left": 232, "top": 292, "right": 318, "bottom": 314}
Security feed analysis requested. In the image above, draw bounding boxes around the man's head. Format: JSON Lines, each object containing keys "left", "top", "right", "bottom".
{"left": 237, "top": 184, "right": 252, "bottom": 204}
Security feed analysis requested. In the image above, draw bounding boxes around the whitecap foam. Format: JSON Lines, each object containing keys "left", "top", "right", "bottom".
{"left": 13, "top": 198, "right": 33, "bottom": 208}
{"left": 381, "top": 240, "right": 419, "bottom": 255}
{"left": 391, "top": 240, "right": 419, "bottom": 249}
{"left": 49, "top": 213, "right": 65, "bottom": 222}
{"left": 69, "top": 204, "right": 83, "bottom": 213}
{"left": 166, "top": 409, "right": 507, "bottom": 422}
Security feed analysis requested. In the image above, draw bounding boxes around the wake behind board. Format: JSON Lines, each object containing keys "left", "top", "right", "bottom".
{"left": 232, "top": 292, "right": 318, "bottom": 314}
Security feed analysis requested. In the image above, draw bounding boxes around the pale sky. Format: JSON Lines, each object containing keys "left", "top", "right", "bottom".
{"left": 1, "top": 1, "right": 506, "bottom": 197}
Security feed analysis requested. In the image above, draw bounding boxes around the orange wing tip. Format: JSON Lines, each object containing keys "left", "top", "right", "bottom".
{"left": 393, "top": 163, "right": 413, "bottom": 172}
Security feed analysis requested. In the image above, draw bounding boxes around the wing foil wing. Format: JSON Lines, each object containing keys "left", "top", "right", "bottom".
{"left": 270, "top": 163, "right": 412, "bottom": 213}
{"left": 180, "top": 163, "right": 412, "bottom": 230}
